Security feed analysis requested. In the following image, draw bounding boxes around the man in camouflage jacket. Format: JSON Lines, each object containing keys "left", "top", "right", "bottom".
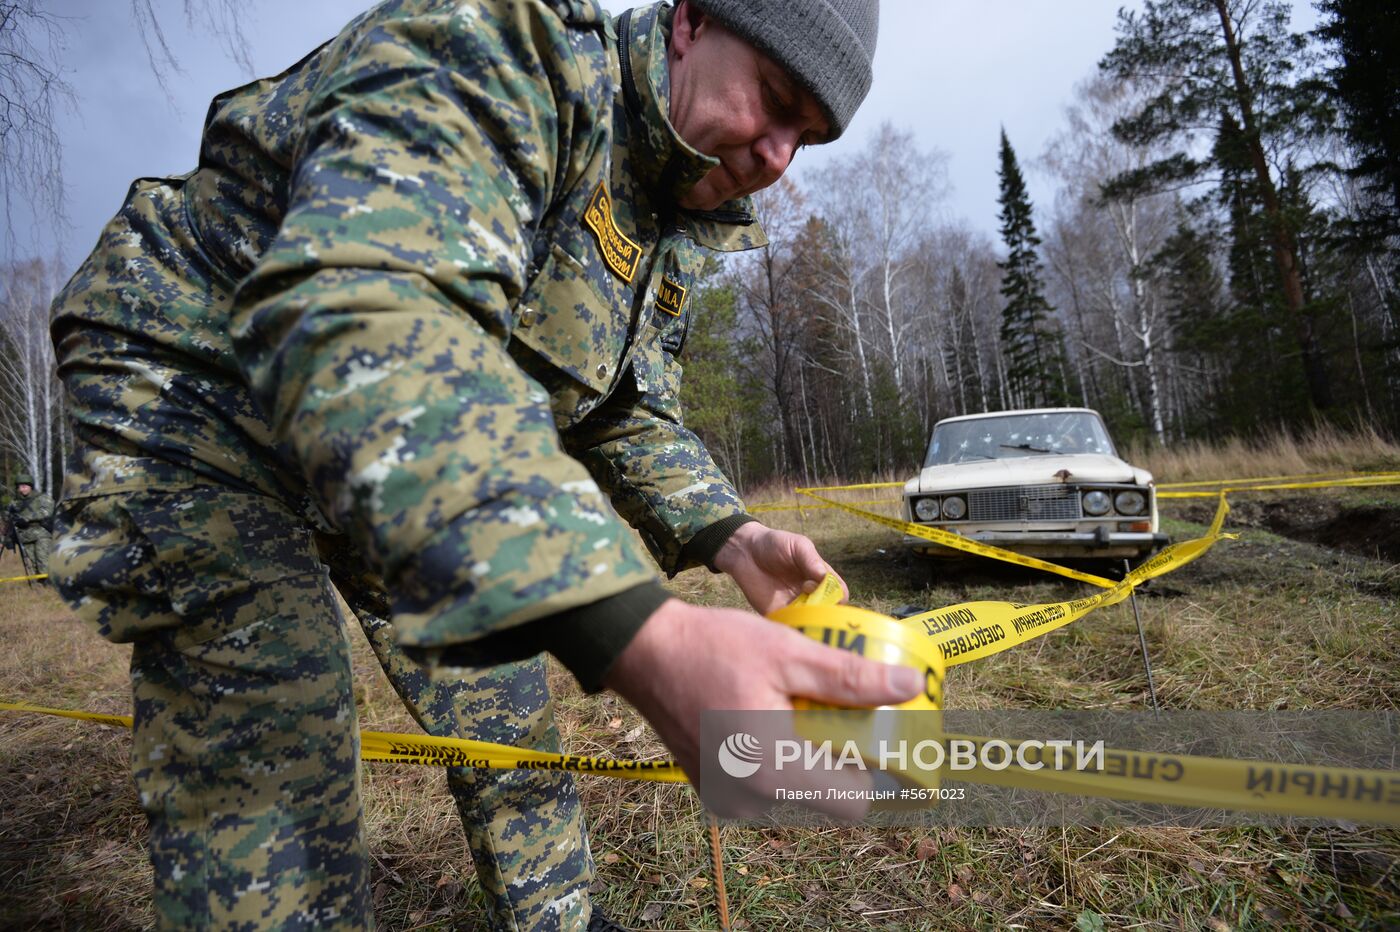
{"left": 6, "top": 473, "right": 53, "bottom": 576}
{"left": 50, "top": 1, "right": 918, "bottom": 929}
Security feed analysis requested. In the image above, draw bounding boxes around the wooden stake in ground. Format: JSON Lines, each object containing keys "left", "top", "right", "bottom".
{"left": 1126, "top": 559, "right": 1160, "bottom": 717}
{"left": 707, "top": 815, "right": 730, "bottom": 931}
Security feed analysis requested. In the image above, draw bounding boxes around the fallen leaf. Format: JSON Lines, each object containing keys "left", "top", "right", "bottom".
{"left": 956, "top": 865, "right": 973, "bottom": 884}
{"left": 1204, "top": 919, "right": 1231, "bottom": 932}
{"left": 972, "top": 891, "right": 992, "bottom": 906}
{"left": 915, "top": 838, "right": 939, "bottom": 860}
{"left": 638, "top": 902, "right": 666, "bottom": 923}
{"left": 1188, "top": 859, "right": 1206, "bottom": 873}
{"left": 1335, "top": 902, "right": 1354, "bottom": 920}
{"left": 689, "top": 876, "right": 710, "bottom": 889}
{"left": 735, "top": 865, "right": 749, "bottom": 875}
{"left": 848, "top": 899, "right": 872, "bottom": 912}
{"left": 607, "top": 717, "right": 623, "bottom": 730}
{"left": 1074, "top": 911, "right": 1106, "bottom": 932}
{"left": 623, "top": 724, "right": 644, "bottom": 743}
{"left": 948, "top": 883, "right": 965, "bottom": 905}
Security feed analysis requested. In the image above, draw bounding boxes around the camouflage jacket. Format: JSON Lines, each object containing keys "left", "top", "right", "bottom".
{"left": 51, "top": 0, "right": 764, "bottom": 664}
{"left": 9, "top": 492, "right": 54, "bottom": 543}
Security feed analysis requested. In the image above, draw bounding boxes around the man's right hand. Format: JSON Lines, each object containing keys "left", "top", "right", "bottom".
{"left": 603, "top": 598, "right": 923, "bottom": 816}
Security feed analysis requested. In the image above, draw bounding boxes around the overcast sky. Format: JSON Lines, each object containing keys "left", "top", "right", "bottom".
{"left": 14, "top": 0, "right": 1319, "bottom": 275}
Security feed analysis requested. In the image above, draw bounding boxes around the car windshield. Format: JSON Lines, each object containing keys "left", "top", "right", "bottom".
{"left": 924, "top": 412, "right": 1116, "bottom": 466}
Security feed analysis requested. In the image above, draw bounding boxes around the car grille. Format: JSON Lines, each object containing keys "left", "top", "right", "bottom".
{"left": 968, "top": 485, "right": 1082, "bottom": 521}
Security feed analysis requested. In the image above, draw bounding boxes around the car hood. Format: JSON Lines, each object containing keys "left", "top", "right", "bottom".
{"left": 906, "top": 454, "right": 1154, "bottom": 494}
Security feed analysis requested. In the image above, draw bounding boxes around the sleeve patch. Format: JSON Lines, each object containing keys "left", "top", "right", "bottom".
{"left": 655, "top": 276, "right": 687, "bottom": 316}
{"left": 583, "top": 181, "right": 641, "bottom": 284}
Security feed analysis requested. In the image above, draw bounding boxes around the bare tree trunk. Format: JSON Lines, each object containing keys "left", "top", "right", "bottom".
{"left": 0, "top": 258, "right": 62, "bottom": 495}
{"left": 1213, "top": 0, "right": 1332, "bottom": 411}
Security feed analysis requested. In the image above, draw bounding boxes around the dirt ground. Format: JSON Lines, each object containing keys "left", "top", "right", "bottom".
{"left": 1169, "top": 493, "right": 1400, "bottom": 564}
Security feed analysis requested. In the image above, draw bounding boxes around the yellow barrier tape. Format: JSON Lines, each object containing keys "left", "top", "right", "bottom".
{"left": 0, "top": 573, "right": 48, "bottom": 584}
{"left": 765, "top": 605, "right": 1398, "bottom": 823}
{"left": 794, "top": 481, "right": 905, "bottom": 493}
{"left": 771, "top": 603, "right": 944, "bottom": 713}
{"left": 7, "top": 568, "right": 1399, "bottom": 824}
{"left": 937, "top": 732, "right": 1400, "bottom": 823}
{"left": 786, "top": 472, "right": 1397, "bottom": 584}
{"left": 780, "top": 500, "right": 1231, "bottom": 668}
{"left": 1158, "top": 474, "right": 1400, "bottom": 498}
{"left": 749, "top": 498, "right": 899, "bottom": 515}
{"left": 900, "top": 496, "right": 1234, "bottom": 666}
{"left": 3, "top": 485, "right": 1393, "bottom": 826}
{"left": 788, "top": 572, "right": 848, "bottom": 608}
{"left": 1158, "top": 470, "right": 1400, "bottom": 490}
{"left": 794, "top": 486, "right": 1121, "bottom": 588}
{"left": 0, "top": 701, "right": 686, "bottom": 783}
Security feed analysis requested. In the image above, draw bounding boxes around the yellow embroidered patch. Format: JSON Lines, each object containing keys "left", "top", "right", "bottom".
{"left": 656, "top": 276, "right": 687, "bottom": 317}
{"left": 583, "top": 182, "right": 641, "bottom": 284}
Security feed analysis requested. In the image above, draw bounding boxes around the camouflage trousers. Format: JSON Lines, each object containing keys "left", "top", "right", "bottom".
{"left": 50, "top": 486, "right": 593, "bottom": 930}
{"left": 16, "top": 531, "right": 50, "bottom": 576}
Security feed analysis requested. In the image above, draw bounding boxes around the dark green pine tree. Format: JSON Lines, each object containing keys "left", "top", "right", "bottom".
{"left": 995, "top": 129, "right": 1067, "bottom": 408}
{"left": 1317, "top": 0, "right": 1400, "bottom": 243}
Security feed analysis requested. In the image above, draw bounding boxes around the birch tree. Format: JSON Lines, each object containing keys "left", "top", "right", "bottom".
{"left": 1044, "top": 74, "right": 1181, "bottom": 443}
{"left": 0, "top": 258, "right": 62, "bottom": 493}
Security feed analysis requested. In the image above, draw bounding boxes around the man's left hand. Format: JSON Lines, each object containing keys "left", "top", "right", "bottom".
{"left": 711, "top": 521, "right": 848, "bottom": 615}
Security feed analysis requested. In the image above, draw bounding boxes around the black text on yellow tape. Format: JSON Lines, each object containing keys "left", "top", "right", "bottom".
{"left": 0, "top": 701, "right": 685, "bottom": 783}
{"left": 763, "top": 600, "right": 1399, "bottom": 823}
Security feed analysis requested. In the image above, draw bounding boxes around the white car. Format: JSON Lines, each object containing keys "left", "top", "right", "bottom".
{"left": 903, "top": 408, "right": 1166, "bottom": 564}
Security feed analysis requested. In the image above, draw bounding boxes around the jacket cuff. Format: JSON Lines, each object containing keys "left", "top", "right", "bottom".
{"left": 544, "top": 580, "right": 671, "bottom": 692}
{"left": 406, "top": 581, "right": 671, "bottom": 694}
{"left": 680, "top": 513, "right": 759, "bottom": 572}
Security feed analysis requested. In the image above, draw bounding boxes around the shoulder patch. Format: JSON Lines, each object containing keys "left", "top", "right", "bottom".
{"left": 655, "top": 275, "right": 687, "bottom": 317}
{"left": 583, "top": 181, "right": 641, "bottom": 284}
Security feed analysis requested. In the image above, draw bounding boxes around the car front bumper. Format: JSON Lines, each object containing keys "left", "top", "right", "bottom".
{"left": 903, "top": 528, "right": 1169, "bottom": 559}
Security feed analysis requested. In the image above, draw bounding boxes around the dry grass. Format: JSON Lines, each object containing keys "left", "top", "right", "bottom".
{"left": 2, "top": 431, "right": 1398, "bottom": 929}
{"left": 1122, "top": 424, "right": 1400, "bottom": 484}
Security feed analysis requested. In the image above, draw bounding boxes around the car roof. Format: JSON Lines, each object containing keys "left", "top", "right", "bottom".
{"left": 933, "top": 407, "right": 1103, "bottom": 427}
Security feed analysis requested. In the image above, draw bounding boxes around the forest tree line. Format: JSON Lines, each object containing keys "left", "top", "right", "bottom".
{"left": 2, "top": 0, "right": 1398, "bottom": 497}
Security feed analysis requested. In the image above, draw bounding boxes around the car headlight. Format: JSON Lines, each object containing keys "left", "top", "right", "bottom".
{"left": 1114, "top": 490, "right": 1147, "bottom": 515}
{"left": 941, "top": 495, "right": 967, "bottom": 520}
{"left": 1082, "top": 490, "right": 1112, "bottom": 516}
{"left": 913, "top": 497, "right": 940, "bottom": 521}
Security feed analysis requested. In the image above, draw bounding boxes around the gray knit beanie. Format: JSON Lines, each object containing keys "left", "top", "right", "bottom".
{"left": 692, "top": 0, "right": 878, "bottom": 140}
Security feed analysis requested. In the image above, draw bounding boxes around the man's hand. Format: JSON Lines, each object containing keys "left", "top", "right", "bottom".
{"left": 712, "top": 521, "right": 848, "bottom": 614}
{"left": 604, "top": 599, "right": 923, "bottom": 816}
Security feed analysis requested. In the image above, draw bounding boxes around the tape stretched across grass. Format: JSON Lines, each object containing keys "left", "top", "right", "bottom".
{"left": 4, "top": 474, "right": 1398, "bottom": 821}
{"left": 746, "top": 470, "right": 1400, "bottom": 518}
{"left": 0, "top": 574, "right": 48, "bottom": 584}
